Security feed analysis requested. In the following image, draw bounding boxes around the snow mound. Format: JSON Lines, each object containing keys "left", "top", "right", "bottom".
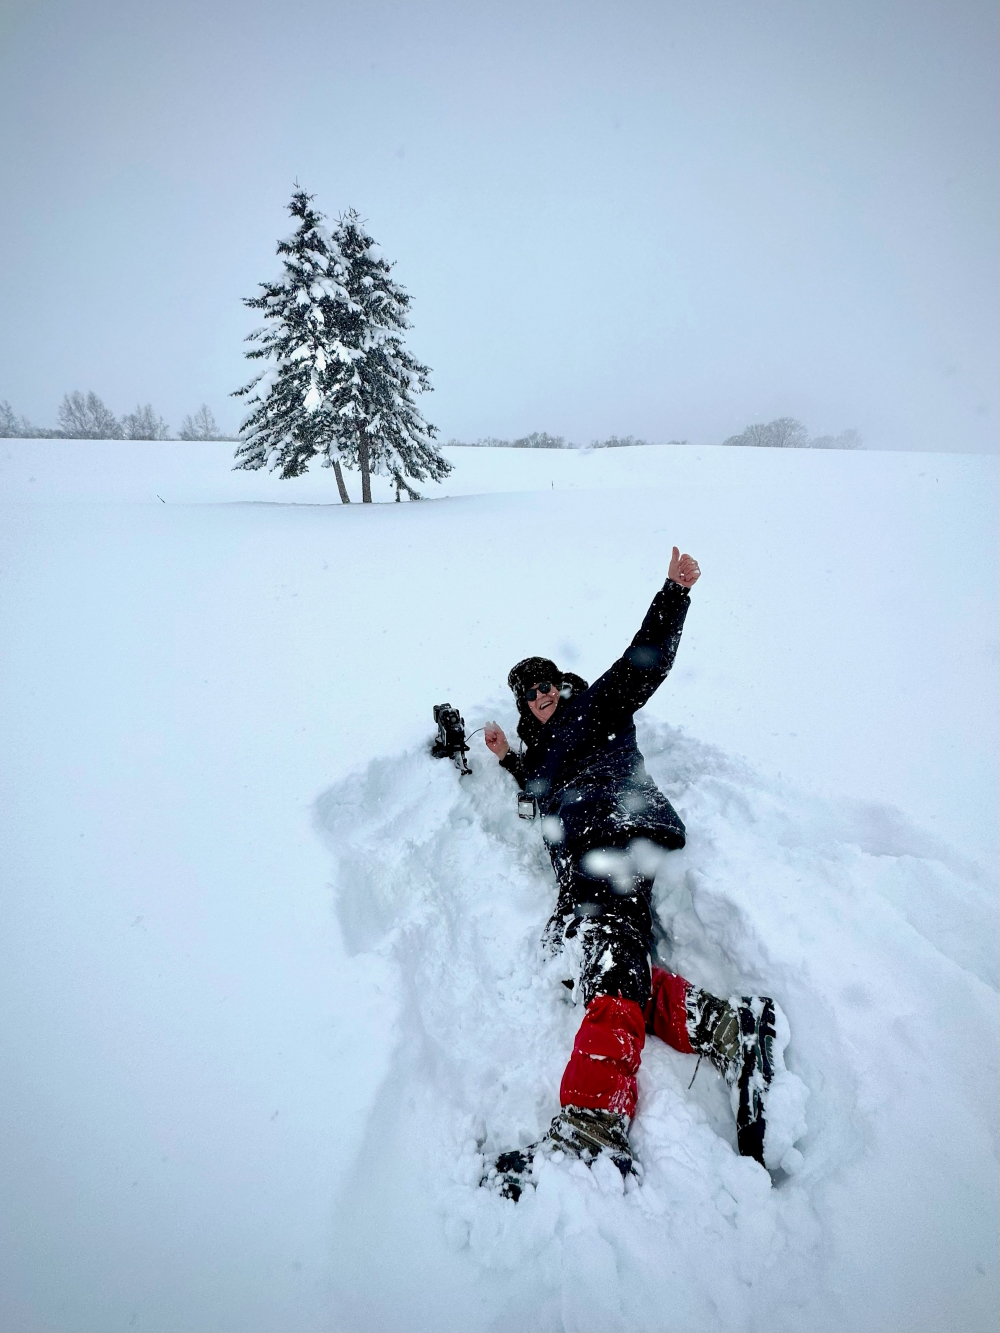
{"left": 315, "top": 714, "right": 999, "bottom": 1331}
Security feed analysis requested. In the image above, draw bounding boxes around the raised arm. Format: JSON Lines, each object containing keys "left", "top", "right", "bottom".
{"left": 587, "top": 547, "right": 700, "bottom": 722}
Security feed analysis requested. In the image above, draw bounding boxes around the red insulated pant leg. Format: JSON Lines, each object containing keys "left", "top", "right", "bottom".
{"left": 643, "top": 966, "right": 695, "bottom": 1054}
{"left": 559, "top": 994, "right": 647, "bottom": 1118}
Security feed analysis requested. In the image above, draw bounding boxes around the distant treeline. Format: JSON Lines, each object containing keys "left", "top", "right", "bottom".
{"left": 721, "top": 418, "right": 862, "bottom": 450}
{"left": 0, "top": 393, "right": 235, "bottom": 441}
{"left": 447, "top": 432, "right": 689, "bottom": 449}
{"left": 4, "top": 398, "right": 863, "bottom": 452}
{"left": 447, "top": 419, "right": 862, "bottom": 450}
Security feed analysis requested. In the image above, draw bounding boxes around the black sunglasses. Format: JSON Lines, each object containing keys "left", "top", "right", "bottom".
{"left": 525, "top": 681, "right": 558, "bottom": 701}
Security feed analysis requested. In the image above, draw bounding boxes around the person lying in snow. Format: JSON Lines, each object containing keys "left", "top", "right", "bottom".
{"left": 481, "top": 547, "right": 789, "bottom": 1200}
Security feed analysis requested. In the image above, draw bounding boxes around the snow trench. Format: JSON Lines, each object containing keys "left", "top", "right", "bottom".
{"left": 314, "top": 713, "right": 999, "bottom": 1333}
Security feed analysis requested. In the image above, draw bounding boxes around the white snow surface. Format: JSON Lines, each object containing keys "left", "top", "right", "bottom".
{"left": 1, "top": 440, "right": 997, "bottom": 1332}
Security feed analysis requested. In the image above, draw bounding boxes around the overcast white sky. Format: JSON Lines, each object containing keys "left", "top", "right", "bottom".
{"left": 0, "top": 0, "right": 996, "bottom": 450}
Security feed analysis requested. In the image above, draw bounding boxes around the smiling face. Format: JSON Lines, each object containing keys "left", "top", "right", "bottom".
{"left": 527, "top": 682, "right": 561, "bottom": 724}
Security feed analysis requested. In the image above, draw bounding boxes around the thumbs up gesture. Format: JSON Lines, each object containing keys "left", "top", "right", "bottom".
{"left": 668, "top": 546, "right": 701, "bottom": 589}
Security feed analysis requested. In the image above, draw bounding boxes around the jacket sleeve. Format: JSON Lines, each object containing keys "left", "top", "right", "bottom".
{"left": 586, "top": 578, "right": 690, "bottom": 724}
{"left": 499, "top": 749, "right": 527, "bottom": 789}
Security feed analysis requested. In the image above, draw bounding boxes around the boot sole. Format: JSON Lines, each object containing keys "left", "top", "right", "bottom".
{"left": 731, "top": 995, "right": 777, "bottom": 1167}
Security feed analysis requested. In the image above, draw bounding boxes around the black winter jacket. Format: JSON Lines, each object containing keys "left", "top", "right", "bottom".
{"left": 499, "top": 577, "right": 689, "bottom": 859}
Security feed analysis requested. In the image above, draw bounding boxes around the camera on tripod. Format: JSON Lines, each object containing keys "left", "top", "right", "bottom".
{"left": 431, "top": 703, "right": 472, "bottom": 776}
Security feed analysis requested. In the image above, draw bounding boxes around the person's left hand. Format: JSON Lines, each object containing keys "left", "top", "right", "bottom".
{"left": 668, "top": 546, "right": 701, "bottom": 588}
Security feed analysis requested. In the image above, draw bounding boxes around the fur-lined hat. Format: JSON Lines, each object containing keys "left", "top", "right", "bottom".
{"left": 507, "top": 656, "right": 561, "bottom": 707}
{"left": 507, "top": 656, "right": 589, "bottom": 743}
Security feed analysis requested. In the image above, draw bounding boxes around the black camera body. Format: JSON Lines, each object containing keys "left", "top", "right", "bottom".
{"left": 431, "top": 703, "right": 472, "bottom": 776}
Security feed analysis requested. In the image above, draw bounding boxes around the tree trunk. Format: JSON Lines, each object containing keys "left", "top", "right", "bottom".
{"left": 333, "top": 460, "right": 351, "bottom": 504}
{"left": 359, "top": 428, "right": 372, "bottom": 503}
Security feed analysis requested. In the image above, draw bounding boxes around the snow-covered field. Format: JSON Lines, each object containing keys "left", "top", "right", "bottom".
{"left": 1, "top": 440, "right": 997, "bottom": 1332}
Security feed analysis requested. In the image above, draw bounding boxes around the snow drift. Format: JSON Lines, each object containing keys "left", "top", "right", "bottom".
{"left": 318, "top": 714, "right": 997, "bottom": 1331}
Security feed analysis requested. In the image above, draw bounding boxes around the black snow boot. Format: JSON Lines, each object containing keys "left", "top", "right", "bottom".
{"left": 482, "top": 1105, "right": 634, "bottom": 1202}
{"left": 690, "top": 992, "right": 777, "bottom": 1166}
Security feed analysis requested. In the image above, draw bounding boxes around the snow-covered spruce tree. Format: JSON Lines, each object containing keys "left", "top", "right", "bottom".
{"left": 327, "top": 209, "right": 449, "bottom": 502}
{"left": 233, "top": 189, "right": 353, "bottom": 503}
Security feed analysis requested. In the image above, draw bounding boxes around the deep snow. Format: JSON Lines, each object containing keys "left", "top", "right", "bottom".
{"left": 0, "top": 440, "right": 997, "bottom": 1332}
